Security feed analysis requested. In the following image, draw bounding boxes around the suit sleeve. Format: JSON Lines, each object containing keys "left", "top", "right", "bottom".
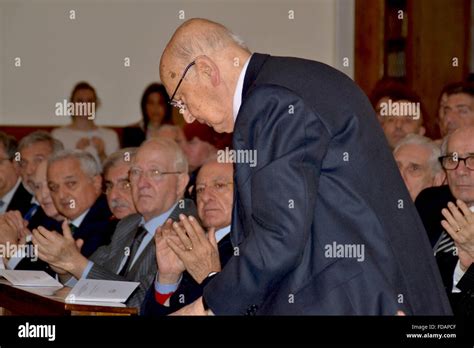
{"left": 203, "top": 85, "right": 329, "bottom": 315}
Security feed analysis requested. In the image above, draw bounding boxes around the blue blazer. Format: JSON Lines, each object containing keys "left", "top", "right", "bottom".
{"left": 202, "top": 53, "right": 452, "bottom": 315}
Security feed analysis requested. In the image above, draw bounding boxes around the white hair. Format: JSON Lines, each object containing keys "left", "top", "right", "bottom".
{"left": 141, "top": 138, "right": 188, "bottom": 173}
{"left": 48, "top": 149, "right": 102, "bottom": 177}
{"left": 393, "top": 134, "right": 442, "bottom": 174}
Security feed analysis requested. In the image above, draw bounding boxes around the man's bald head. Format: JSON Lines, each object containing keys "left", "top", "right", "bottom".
{"left": 160, "top": 19, "right": 251, "bottom": 133}
{"left": 160, "top": 18, "right": 249, "bottom": 81}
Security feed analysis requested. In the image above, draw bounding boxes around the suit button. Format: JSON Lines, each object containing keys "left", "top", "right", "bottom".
{"left": 245, "top": 304, "right": 258, "bottom": 316}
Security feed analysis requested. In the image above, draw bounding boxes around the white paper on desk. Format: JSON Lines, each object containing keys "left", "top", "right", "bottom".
{"left": 0, "top": 270, "right": 63, "bottom": 288}
{"left": 65, "top": 279, "right": 139, "bottom": 304}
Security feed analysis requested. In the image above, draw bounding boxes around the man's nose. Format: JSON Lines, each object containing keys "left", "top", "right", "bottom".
{"left": 454, "top": 160, "right": 470, "bottom": 176}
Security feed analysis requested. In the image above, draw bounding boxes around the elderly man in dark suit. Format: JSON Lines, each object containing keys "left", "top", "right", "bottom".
{"left": 157, "top": 18, "right": 451, "bottom": 315}
{"left": 33, "top": 139, "right": 196, "bottom": 308}
{"left": 141, "top": 158, "right": 234, "bottom": 315}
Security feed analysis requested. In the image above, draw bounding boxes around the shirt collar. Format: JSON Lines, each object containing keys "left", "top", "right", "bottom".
{"left": 0, "top": 178, "right": 21, "bottom": 207}
{"left": 71, "top": 208, "right": 90, "bottom": 228}
{"left": 233, "top": 55, "right": 252, "bottom": 122}
{"left": 140, "top": 202, "right": 178, "bottom": 235}
{"left": 215, "top": 225, "right": 231, "bottom": 243}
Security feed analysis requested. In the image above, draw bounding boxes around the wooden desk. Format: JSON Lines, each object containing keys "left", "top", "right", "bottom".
{"left": 0, "top": 282, "right": 138, "bottom": 316}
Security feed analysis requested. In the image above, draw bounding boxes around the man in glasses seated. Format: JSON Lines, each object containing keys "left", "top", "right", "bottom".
{"left": 431, "top": 126, "right": 474, "bottom": 317}
{"left": 32, "top": 139, "right": 196, "bottom": 309}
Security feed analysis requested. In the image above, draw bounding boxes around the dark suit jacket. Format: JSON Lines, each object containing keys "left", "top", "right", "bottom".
{"left": 203, "top": 53, "right": 452, "bottom": 315}
{"left": 6, "top": 182, "right": 33, "bottom": 216}
{"left": 140, "top": 233, "right": 233, "bottom": 316}
{"left": 415, "top": 185, "right": 455, "bottom": 247}
{"left": 72, "top": 194, "right": 117, "bottom": 258}
{"left": 14, "top": 207, "right": 63, "bottom": 275}
{"left": 416, "top": 185, "right": 473, "bottom": 318}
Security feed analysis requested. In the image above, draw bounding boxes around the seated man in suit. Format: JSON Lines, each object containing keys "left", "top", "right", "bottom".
{"left": 141, "top": 158, "right": 233, "bottom": 315}
{"left": 43, "top": 149, "right": 115, "bottom": 257}
{"left": 429, "top": 126, "right": 474, "bottom": 317}
{"left": 33, "top": 139, "right": 196, "bottom": 308}
{"left": 0, "top": 132, "right": 32, "bottom": 216}
{"left": 0, "top": 160, "right": 64, "bottom": 271}
{"left": 393, "top": 134, "right": 445, "bottom": 201}
{"left": 102, "top": 147, "right": 138, "bottom": 220}
{"left": 416, "top": 82, "right": 474, "bottom": 245}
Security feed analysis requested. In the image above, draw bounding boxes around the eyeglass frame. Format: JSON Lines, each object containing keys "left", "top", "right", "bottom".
{"left": 103, "top": 179, "right": 132, "bottom": 194}
{"left": 438, "top": 154, "right": 474, "bottom": 171}
{"left": 128, "top": 167, "right": 183, "bottom": 182}
{"left": 195, "top": 181, "right": 234, "bottom": 196}
{"left": 168, "top": 60, "right": 196, "bottom": 111}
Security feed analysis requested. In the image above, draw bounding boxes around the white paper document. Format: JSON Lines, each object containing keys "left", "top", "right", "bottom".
{"left": 0, "top": 270, "right": 63, "bottom": 288}
{"left": 65, "top": 279, "right": 139, "bottom": 304}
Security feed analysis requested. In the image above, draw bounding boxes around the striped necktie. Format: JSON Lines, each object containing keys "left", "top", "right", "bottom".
{"left": 434, "top": 231, "right": 456, "bottom": 255}
{"left": 118, "top": 225, "right": 147, "bottom": 277}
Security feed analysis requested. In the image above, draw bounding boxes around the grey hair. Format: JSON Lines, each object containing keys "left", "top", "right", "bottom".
{"left": 0, "top": 131, "right": 18, "bottom": 160}
{"left": 393, "top": 134, "right": 443, "bottom": 174}
{"left": 103, "top": 147, "right": 138, "bottom": 177}
{"left": 48, "top": 149, "right": 102, "bottom": 177}
{"left": 19, "top": 130, "right": 64, "bottom": 153}
{"left": 440, "top": 134, "right": 451, "bottom": 156}
{"left": 141, "top": 138, "right": 188, "bottom": 173}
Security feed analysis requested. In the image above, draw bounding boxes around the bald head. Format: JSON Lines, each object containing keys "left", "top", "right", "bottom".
{"left": 160, "top": 18, "right": 249, "bottom": 80}
{"left": 160, "top": 19, "right": 251, "bottom": 133}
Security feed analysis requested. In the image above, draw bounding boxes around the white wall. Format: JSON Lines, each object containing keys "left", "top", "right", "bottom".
{"left": 0, "top": 0, "right": 354, "bottom": 126}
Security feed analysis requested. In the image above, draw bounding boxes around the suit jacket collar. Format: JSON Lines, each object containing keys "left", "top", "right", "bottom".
{"left": 241, "top": 53, "right": 270, "bottom": 103}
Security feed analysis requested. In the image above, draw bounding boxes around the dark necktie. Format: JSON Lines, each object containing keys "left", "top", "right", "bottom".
{"left": 434, "top": 231, "right": 455, "bottom": 255}
{"left": 0, "top": 200, "right": 4, "bottom": 209}
{"left": 118, "top": 225, "right": 147, "bottom": 277}
{"left": 68, "top": 223, "right": 79, "bottom": 236}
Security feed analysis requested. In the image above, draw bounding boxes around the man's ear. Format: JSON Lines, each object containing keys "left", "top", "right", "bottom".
{"left": 195, "top": 56, "right": 220, "bottom": 87}
{"left": 177, "top": 173, "right": 190, "bottom": 197}
{"left": 433, "top": 171, "right": 446, "bottom": 186}
{"left": 93, "top": 175, "right": 103, "bottom": 194}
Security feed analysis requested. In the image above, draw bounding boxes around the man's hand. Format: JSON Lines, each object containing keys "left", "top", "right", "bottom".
{"left": 169, "top": 296, "right": 213, "bottom": 316}
{"left": 166, "top": 214, "right": 221, "bottom": 284}
{"left": 31, "top": 220, "right": 88, "bottom": 278}
{"left": 441, "top": 199, "right": 474, "bottom": 258}
{"left": 155, "top": 219, "right": 186, "bottom": 284}
{"left": 0, "top": 211, "right": 29, "bottom": 248}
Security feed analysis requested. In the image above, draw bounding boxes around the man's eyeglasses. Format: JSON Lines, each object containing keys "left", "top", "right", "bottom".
{"left": 129, "top": 168, "right": 182, "bottom": 182}
{"left": 169, "top": 61, "right": 196, "bottom": 112}
{"left": 104, "top": 180, "right": 132, "bottom": 194}
{"left": 195, "top": 181, "right": 233, "bottom": 196}
{"left": 438, "top": 154, "right": 474, "bottom": 171}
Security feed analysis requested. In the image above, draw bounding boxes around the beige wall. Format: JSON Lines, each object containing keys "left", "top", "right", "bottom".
{"left": 0, "top": 0, "right": 354, "bottom": 126}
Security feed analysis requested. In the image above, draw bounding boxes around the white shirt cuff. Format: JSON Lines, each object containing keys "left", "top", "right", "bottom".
{"left": 452, "top": 259, "right": 466, "bottom": 293}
